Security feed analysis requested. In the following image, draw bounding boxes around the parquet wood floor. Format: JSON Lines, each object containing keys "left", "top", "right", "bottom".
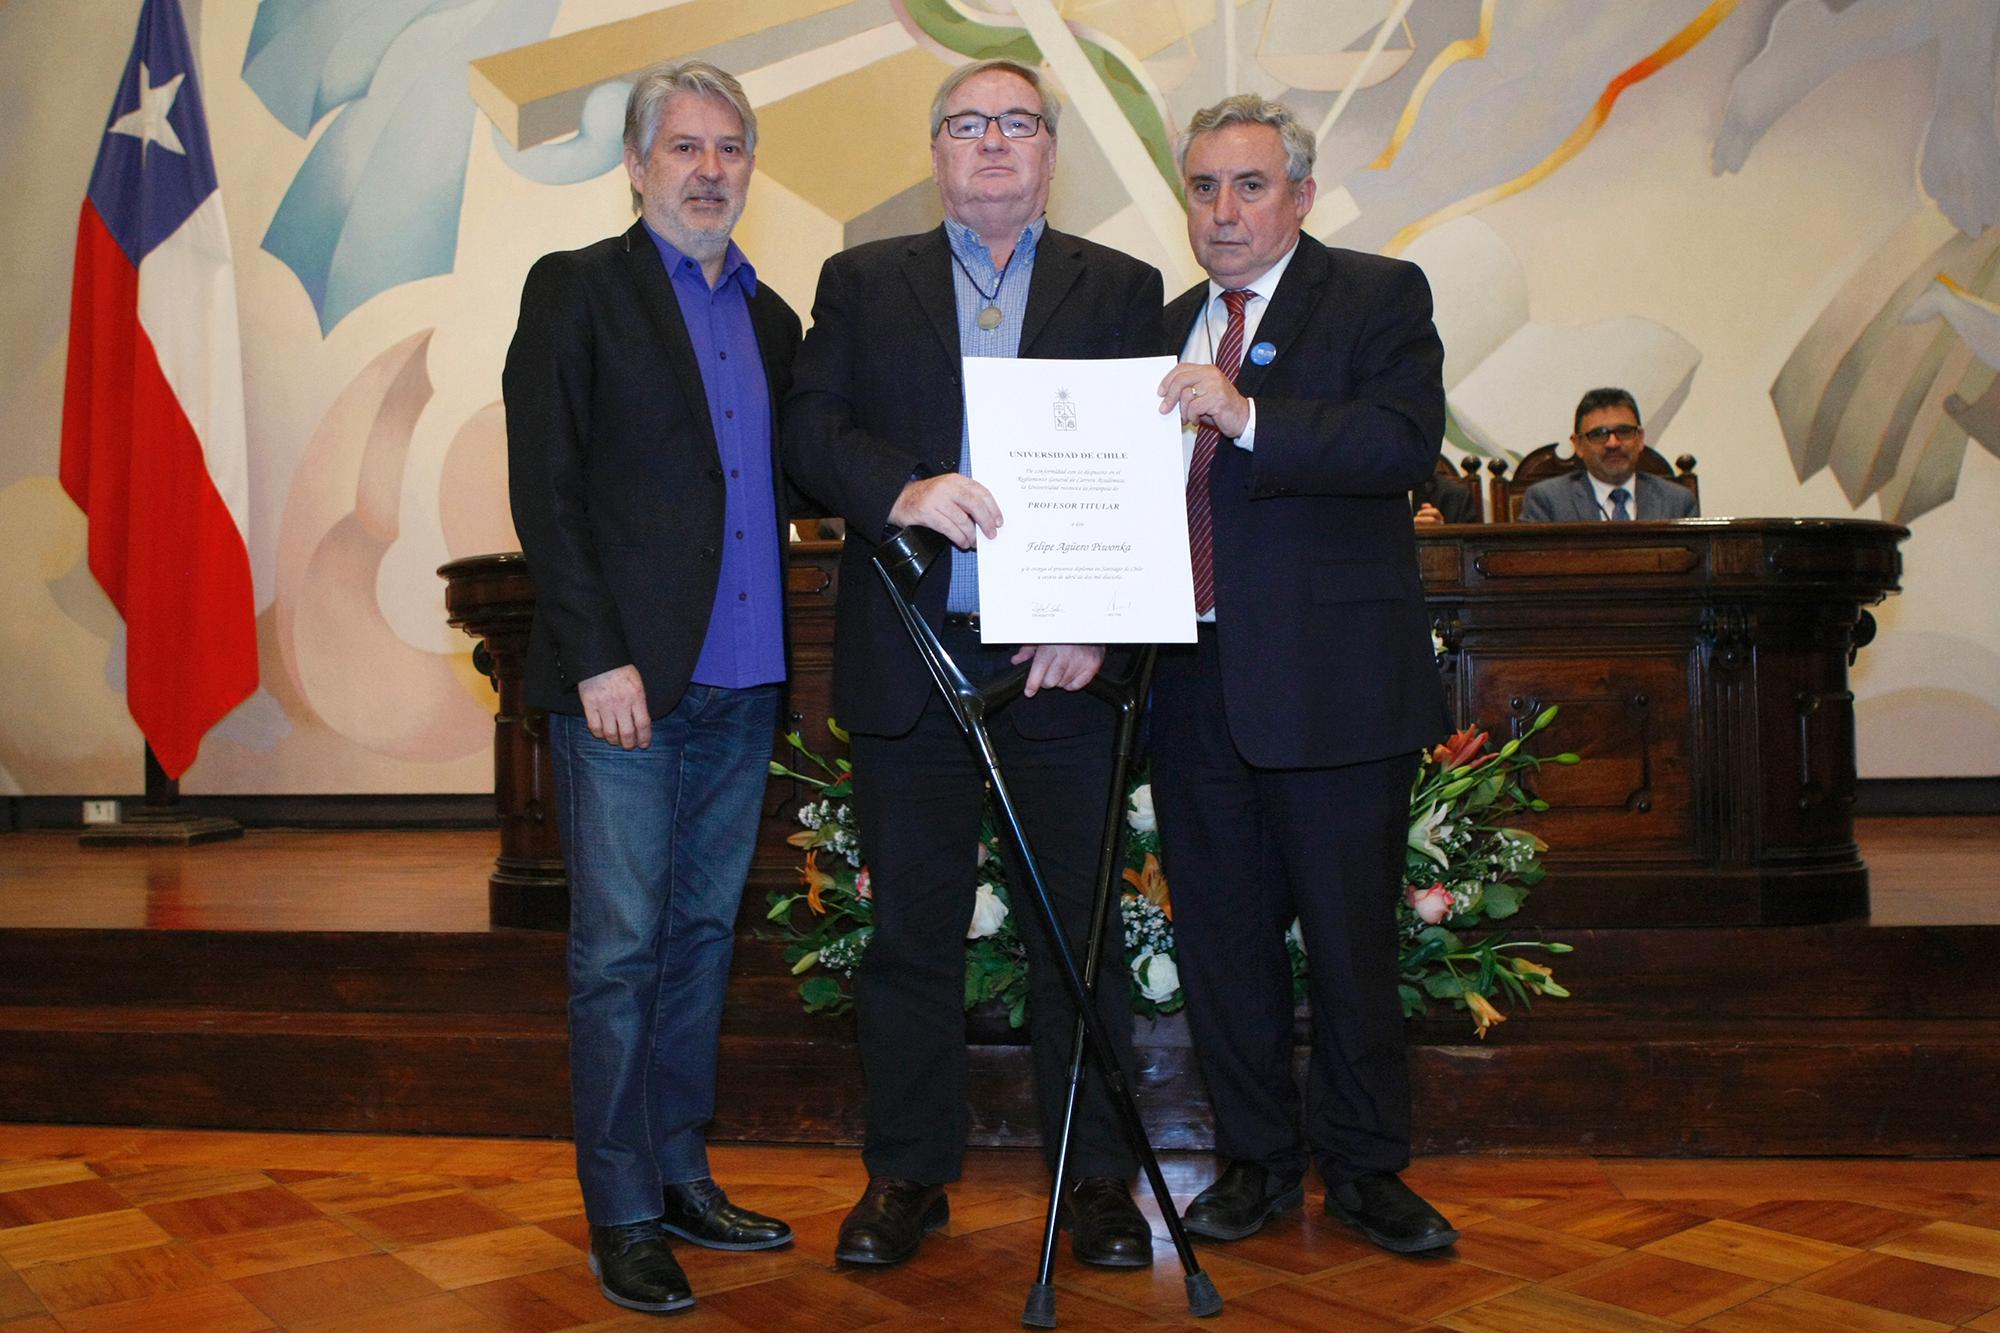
{"left": 1, "top": 1128, "right": 1997, "bottom": 1330}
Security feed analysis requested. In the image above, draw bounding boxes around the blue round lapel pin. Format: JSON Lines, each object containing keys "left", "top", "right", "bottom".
{"left": 1248, "top": 340, "right": 1277, "bottom": 366}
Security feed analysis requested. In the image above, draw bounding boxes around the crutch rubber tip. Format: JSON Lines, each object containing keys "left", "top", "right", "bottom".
{"left": 1185, "top": 1271, "right": 1223, "bottom": 1317}
{"left": 1021, "top": 1284, "right": 1057, "bottom": 1328}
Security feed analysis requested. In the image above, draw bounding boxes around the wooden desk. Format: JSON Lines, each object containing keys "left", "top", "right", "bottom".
{"left": 1418, "top": 519, "right": 1905, "bottom": 926}
{"left": 445, "top": 520, "right": 1903, "bottom": 930}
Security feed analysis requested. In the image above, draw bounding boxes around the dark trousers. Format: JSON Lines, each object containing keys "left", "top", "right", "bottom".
{"left": 848, "top": 626, "right": 1135, "bottom": 1184}
{"left": 1150, "top": 626, "right": 1415, "bottom": 1186}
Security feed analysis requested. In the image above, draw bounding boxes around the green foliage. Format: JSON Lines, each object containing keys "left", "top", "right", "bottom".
{"left": 772, "top": 711, "right": 1580, "bottom": 1039}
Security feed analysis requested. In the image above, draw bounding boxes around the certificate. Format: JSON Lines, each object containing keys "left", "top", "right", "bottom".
{"left": 964, "top": 355, "right": 1196, "bottom": 644}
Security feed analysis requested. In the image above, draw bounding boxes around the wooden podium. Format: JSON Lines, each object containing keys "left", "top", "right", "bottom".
{"left": 1418, "top": 518, "right": 1904, "bottom": 926}
{"left": 443, "top": 520, "right": 1903, "bottom": 931}
{"left": 440, "top": 542, "right": 845, "bottom": 929}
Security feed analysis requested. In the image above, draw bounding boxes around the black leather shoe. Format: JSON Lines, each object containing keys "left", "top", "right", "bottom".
{"left": 1063, "top": 1177, "right": 1152, "bottom": 1268}
{"left": 1181, "top": 1161, "right": 1304, "bottom": 1241}
{"left": 1324, "top": 1172, "right": 1460, "bottom": 1253}
{"left": 835, "top": 1178, "right": 948, "bottom": 1266}
{"left": 660, "top": 1178, "right": 794, "bottom": 1251}
{"left": 588, "top": 1221, "right": 694, "bottom": 1314}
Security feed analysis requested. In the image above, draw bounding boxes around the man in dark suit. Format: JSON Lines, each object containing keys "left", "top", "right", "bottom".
{"left": 1150, "top": 94, "right": 1459, "bottom": 1255}
{"left": 1519, "top": 387, "right": 1699, "bottom": 521}
{"left": 784, "top": 58, "right": 1164, "bottom": 1270}
{"left": 504, "top": 60, "right": 800, "bottom": 1316}
{"left": 1412, "top": 468, "right": 1477, "bottom": 524}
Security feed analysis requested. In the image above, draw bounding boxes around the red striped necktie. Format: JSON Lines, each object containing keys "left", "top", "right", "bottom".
{"left": 1187, "top": 288, "right": 1251, "bottom": 616}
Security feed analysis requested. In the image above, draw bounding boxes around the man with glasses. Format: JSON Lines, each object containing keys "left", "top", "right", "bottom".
{"left": 785, "top": 58, "right": 1163, "bottom": 1270}
{"left": 1520, "top": 387, "right": 1699, "bottom": 521}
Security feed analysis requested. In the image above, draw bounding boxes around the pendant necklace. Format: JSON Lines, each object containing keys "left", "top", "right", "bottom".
{"left": 953, "top": 246, "right": 1016, "bottom": 330}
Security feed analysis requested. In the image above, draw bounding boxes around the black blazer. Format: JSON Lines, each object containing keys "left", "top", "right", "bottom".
{"left": 784, "top": 224, "right": 1164, "bottom": 739}
{"left": 1412, "top": 470, "right": 1477, "bottom": 523}
{"left": 504, "top": 222, "right": 803, "bottom": 718}
{"left": 1164, "top": 233, "right": 1449, "bottom": 768}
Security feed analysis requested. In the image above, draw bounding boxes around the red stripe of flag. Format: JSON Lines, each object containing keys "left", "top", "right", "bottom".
{"left": 61, "top": 202, "right": 257, "bottom": 779}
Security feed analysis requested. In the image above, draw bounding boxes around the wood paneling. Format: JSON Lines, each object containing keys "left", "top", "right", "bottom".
{"left": 2, "top": 819, "right": 1997, "bottom": 1155}
{"left": 1423, "top": 519, "right": 1905, "bottom": 927}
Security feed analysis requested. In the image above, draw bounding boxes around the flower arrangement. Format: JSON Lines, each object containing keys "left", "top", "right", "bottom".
{"left": 768, "top": 708, "right": 1577, "bottom": 1036}
{"left": 767, "top": 723, "right": 1036, "bottom": 1025}
{"left": 1394, "top": 706, "right": 1578, "bottom": 1035}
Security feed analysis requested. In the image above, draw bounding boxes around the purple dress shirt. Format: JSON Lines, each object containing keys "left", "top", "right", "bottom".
{"left": 642, "top": 221, "right": 785, "bottom": 688}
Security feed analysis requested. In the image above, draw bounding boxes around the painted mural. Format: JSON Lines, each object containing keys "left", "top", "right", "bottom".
{"left": 1, "top": 0, "right": 1995, "bottom": 794}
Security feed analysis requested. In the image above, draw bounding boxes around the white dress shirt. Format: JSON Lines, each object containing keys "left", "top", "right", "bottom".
{"left": 1176, "top": 240, "right": 1299, "bottom": 621}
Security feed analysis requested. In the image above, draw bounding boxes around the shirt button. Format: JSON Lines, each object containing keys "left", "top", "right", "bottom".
{"left": 738, "top": 591, "right": 747, "bottom": 601}
{"left": 730, "top": 468, "right": 740, "bottom": 478}
{"left": 735, "top": 530, "right": 744, "bottom": 539}
{"left": 718, "top": 350, "right": 728, "bottom": 360}
{"left": 725, "top": 409, "right": 734, "bottom": 419}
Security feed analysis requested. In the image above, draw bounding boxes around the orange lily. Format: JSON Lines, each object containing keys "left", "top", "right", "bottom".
{"left": 1122, "top": 852, "right": 1172, "bottom": 920}
{"left": 1466, "top": 990, "right": 1506, "bottom": 1039}
{"left": 800, "top": 852, "right": 836, "bottom": 914}
{"left": 1432, "top": 726, "right": 1489, "bottom": 770}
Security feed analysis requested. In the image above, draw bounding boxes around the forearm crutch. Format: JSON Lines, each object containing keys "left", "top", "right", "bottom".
{"left": 870, "top": 526, "right": 1222, "bottom": 1328}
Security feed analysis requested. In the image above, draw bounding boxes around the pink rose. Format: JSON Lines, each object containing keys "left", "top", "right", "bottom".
{"left": 856, "top": 867, "right": 872, "bottom": 902}
{"left": 1406, "top": 882, "right": 1454, "bottom": 926}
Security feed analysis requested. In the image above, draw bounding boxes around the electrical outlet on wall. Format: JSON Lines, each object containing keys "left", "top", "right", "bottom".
{"left": 82, "top": 800, "right": 121, "bottom": 825}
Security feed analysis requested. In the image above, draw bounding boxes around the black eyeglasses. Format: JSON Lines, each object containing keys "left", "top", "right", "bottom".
{"left": 1579, "top": 424, "right": 1641, "bottom": 444}
{"left": 938, "top": 110, "right": 1044, "bottom": 140}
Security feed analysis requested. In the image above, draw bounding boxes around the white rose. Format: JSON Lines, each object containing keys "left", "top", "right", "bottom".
{"left": 966, "top": 883, "right": 1009, "bottom": 940}
{"left": 1133, "top": 950, "right": 1179, "bottom": 1003}
{"left": 1126, "top": 784, "right": 1156, "bottom": 834}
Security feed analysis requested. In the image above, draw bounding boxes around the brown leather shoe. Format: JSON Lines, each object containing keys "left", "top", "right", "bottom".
{"left": 1063, "top": 1177, "right": 1152, "bottom": 1268}
{"left": 834, "top": 1178, "right": 948, "bottom": 1266}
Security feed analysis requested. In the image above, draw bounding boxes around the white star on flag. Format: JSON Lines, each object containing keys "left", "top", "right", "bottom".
{"left": 109, "top": 61, "right": 186, "bottom": 156}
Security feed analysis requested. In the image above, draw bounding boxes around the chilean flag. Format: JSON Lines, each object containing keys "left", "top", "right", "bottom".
{"left": 61, "top": 0, "right": 257, "bottom": 781}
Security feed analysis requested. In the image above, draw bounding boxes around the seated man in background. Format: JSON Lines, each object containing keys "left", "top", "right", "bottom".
{"left": 1520, "top": 387, "right": 1699, "bottom": 522}
{"left": 1411, "top": 467, "right": 1476, "bottom": 524}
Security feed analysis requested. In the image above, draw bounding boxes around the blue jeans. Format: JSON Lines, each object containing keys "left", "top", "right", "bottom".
{"left": 549, "top": 684, "right": 779, "bottom": 1225}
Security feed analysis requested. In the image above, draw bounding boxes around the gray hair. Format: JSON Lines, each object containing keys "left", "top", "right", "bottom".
{"left": 1176, "top": 94, "right": 1315, "bottom": 184}
{"left": 623, "top": 60, "right": 757, "bottom": 209}
{"left": 928, "top": 58, "right": 1061, "bottom": 139}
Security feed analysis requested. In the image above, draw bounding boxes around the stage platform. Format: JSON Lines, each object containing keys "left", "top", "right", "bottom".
{"left": 1, "top": 820, "right": 1996, "bottom": 1156}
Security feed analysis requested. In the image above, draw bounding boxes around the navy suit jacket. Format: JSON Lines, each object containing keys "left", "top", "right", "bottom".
{"left": 504, "top": 223, "right": 803, "bottom": 717}
{"left": 784, "top": 224, "right": 1164, "bottom": 739}
{"left": 1164, "top": 233, "right": 1449, "bottom": 769}
{"left": 1518, "top": 468, "right": 1698, "bottom": 522}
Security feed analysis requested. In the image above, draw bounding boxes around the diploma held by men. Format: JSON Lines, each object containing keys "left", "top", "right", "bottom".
{"left": 964, "top": 355, "right": 1196, "bottom": 644}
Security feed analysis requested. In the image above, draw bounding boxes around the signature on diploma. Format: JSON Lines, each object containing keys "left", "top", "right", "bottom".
{"left": 1107, "top": 592, "right": 1131, "bottom": 616}
{"left": 1030, "top": 601, "right": 1060, "bottom": 618}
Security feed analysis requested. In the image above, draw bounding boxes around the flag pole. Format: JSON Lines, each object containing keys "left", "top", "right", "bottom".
{"left": 78, "top": 744, "right": 242, "bottom": 847}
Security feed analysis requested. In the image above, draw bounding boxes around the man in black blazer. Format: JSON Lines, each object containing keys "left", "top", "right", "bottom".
{"left": 1151, "top": 94, "right": 1460, "bottom": 1255}
{"left": 504, "top": 61, "right": 800, "bottom": 1315}
{"left": 784, "top": 58, "right": 1164, "bottom": 1270}
{"left": 1519, "top": 387, "right": 1700, "bottom": 521}
{"left": 1412, "top": 468, "right": 1477, "bottom": 524}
